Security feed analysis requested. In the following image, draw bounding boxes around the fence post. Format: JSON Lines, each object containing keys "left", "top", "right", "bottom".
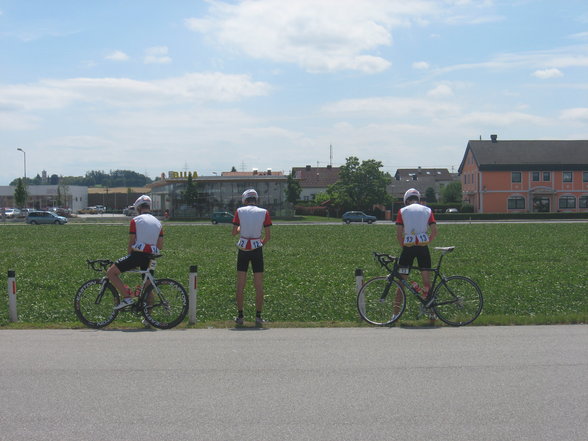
{"left": 7, "top": 270, "right": 17, "bottom": 322}
{"left": 188, "top": 265, "right": 198, "bottom": 325}
{"left": 355, "top": 268, "right": 364, "bottom": 295}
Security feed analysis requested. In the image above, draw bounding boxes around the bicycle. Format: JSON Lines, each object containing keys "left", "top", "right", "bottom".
{"left": 357, "top": 247, "right": 483, "bottom": 326}
{"left": 74, "top": 255, "right": 188, "bottom": 329}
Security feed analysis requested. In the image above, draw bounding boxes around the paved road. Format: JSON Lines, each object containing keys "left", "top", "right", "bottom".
{"left": 0, "top": 326, "right": 586, "bottom": 441}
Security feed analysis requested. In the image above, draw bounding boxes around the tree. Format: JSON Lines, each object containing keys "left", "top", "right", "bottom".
{"left": 327, "top": 156, "right": 391, "bottom": 213}
{"left": 425, "top": 187, "right": 437, "bottom": 203}
{"left": 285, "top": 173, "right": 301, "bottom": 204}
{"left": 14, "top": 178, "right": 28, "bottom": 208}
{"left": 441, "top": 181, "right": 462, "bottom": 203}
{"left": 183, "top": 173, "right": 198, "bottom": 207}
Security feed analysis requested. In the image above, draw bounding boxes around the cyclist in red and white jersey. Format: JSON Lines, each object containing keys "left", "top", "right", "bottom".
{"left": 395, "top": 188, "right": 437, "bottom": 298}
{"left": 232, "top": 188, "right": 272, "bottom": 325}
{"left": 106, "top": 195, "right": 164, "bottom": 310}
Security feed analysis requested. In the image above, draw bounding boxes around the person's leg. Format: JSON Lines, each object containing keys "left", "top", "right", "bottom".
{"left": 236, "top": 271, "right": 247, "bottom": 311}
{"left": 106, "top": 264, "right": 129, "bottom": 297}
{"left": 253, "top": 271, "right": 264, "bottom": 313}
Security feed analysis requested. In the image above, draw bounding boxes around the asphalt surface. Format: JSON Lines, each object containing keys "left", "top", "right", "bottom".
{"left": 0, "top": 326, "right": 586, "bottom": 441}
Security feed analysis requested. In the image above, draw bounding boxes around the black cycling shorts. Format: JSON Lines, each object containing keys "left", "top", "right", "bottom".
{"left": 114, "top": 252, "right": 152, "bottom": 273}
{"left": 399, "top": 246, "right": 432, "bottom": 270}
{"left": 237, "top": 247, "right": 264, "bottom": 273}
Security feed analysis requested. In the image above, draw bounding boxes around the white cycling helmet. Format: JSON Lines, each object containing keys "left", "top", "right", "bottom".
{"left": 133, "top": 194, "right": 152, "bottom": 210}
{"left": 241, "top": 188, "right": 258, "bottom": 205}
{"left": 403, "top": 188, "right": 421, "bottom": 204}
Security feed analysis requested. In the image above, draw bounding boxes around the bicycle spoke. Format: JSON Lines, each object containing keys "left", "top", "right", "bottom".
{"left": 142, "top": 279, "right": 188, "bottom": 329}
{"left": 357, "top": 276, "right": 405, "bottom": 326}
{"left": 432, "top": 276, "right": 483, "bottom": 326}
{"left": 74, "top": 279, "right": 120, "bottom": 328}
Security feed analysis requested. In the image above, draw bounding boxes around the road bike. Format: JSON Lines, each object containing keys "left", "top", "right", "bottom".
{"left": 74, "top": 256, "right": 188, "bottom": 329}
{"left": 357, "top": 247, "right": 483, "bottom": 326}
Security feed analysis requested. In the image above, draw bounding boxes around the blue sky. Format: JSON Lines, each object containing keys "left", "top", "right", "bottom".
{"left": 1, "top": 0, "right": 587, "bottom": 185}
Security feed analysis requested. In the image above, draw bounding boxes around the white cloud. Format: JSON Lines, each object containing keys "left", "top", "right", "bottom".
{"left": 323, "top": 96, "right": 461, "bottom": 118}
{"left": 105, "top": 50, "right": 129, "bottom": 61}
{"left": 412, "top": 61, "right": 430, "bottom": 70}
{"left": 559, "top": 107, "right": 588, "bottom": 122}
{"left": 427, "top": 84, "right": 454, "bottom": 98}
{"left": 532, "top": 68, "right": 563, "bottom": 79}
{"left": 186, "top": 0, "right": 445, "bottom": 73}
{"left": 144, "top": 46, "right": 172, "bottom": 64}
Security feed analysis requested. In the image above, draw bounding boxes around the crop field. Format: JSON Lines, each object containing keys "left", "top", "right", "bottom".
{"left": 0, "top": 222, "right": 586, "bottom": 327}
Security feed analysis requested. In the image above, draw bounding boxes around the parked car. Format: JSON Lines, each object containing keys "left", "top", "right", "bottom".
{"left": 211, "top": 211, "right": 234, "bottom": 224}
{"left": 94, "top": 205, "right": 106, "bottom": 213}
{"left": 342, "top": 211, "right": 377, "bottom": 224}
{"left": 123, "top": 205, "right": 136, "bottom": 216}
{"left": 445, "top": 208, "right": 459, "bottom": 213}
{"left": 26, "top": 211, "right": 68, "bottom": 225}
{"left": 4, "top": 208, "right": 21, "bottom": 218}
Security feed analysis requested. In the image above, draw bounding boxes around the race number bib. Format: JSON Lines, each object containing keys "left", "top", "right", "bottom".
{"left": 416, "top": 233, "right": 430, "bottom": 245}
{"left": 404, "top": 233, "right": 429, "bottom": 246}
{"left": 236, "top": 238, "right": 263, "bottom": 250}
{"left": 404, "top": 234, "right": 416, "bottom": 247}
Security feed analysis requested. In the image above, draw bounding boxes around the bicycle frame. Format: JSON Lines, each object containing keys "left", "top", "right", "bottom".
{"left": 376, "top": 247, "right": 455, "bottom": 308}
{"left": 88, "top": 257, "right": 160, "bottom": 306}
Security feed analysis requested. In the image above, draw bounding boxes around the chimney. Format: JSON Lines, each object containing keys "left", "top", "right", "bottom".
{"left": 305, "top": 165, "right": 311, "bottom": 171}
{"left": 267, "top": 168, "right": 272, "bottom": 175}
{"left": 491, "top": 134, "right": 498, "bottom": 143}
{"left": 252, "top": 168, "right": 258, "bottom": 175}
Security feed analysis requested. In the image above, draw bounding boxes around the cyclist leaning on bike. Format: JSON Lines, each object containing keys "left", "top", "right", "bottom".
{"left": 106, "top": 195, "right": 164, "bottom": 310}
{"left": 395, "top": 188, "right": 438, "bottom": 299}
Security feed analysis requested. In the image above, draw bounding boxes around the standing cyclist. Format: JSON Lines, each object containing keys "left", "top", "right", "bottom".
{"left": 395, "top": 188, "right": 437, "bottom": 304}
{"left": 107, "top": 195, "right": 164, "bottom": 310}
{"left": 232, "top": 189, "right": 272, "bottom": 325}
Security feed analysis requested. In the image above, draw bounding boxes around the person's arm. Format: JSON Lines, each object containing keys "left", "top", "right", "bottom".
{"left": 232, "top": 225, "right": 240, "bottom": 236}
{"left": 127, "top": 233, "right": 135, "bottom": 255}
{"left": 429, "top": 223, "right": 437, "bottom": 243}
{"left": 262, "top": 226, "right": 271, "bottom": 245}
{"left": 157, "top": 231, "right": 164, "bottom": 251}
{"left": 396, "top": 224, "right": 404, "bottom": 247}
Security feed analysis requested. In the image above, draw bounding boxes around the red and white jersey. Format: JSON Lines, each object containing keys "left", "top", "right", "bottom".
{"left": 233, "top": 205, "right": 272, "bottom": 250}
{"left": 395, "top": 203, "right": 436, "bottom": 246}
{"left": 130, "top": 213, "right": 163, "bottom": 254}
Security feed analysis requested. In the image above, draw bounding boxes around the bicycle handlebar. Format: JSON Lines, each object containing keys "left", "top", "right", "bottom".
{"left": 372, "top": 252, "right": 397, "bottom": 271}
{"left": 86, "top": 259, "right": 113, "bottom": 272}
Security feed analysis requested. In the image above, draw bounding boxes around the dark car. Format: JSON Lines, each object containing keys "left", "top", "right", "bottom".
{"left": 211, "top": 211, "right": 233, "bottom": 224}
{"left": 342, "top": 211, "right": 377, "bottom": 224}
{"left": 26, "top": 211, "right": 68, "bottom": 225}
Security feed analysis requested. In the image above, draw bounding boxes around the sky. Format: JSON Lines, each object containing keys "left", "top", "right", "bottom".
{"left": 1, "top": 0, "right": 587, "bottom": 185}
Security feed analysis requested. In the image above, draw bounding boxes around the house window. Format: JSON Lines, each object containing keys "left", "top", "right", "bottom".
{"left": 532, "top": 171, "right": 540, "bottom": 182}
{"left": 543, "top": 171, "right": 551, "bottom": 181}
{"left": 559, "top": 196, "right": 576, "bottom": 209}
{"left": 563, "top": 171, "right": 573, "bottom": 182}
{"left": 507, "top": 196, "right": 525, "bottom": 209}
{"left": 580, "top": 196, "right": 588, "bottom": 209}
{"left": 583, "top": 172, "right": 588, "bottom": 183}
{"left": 511, "top": 172, "right": 521, "bottom": 183}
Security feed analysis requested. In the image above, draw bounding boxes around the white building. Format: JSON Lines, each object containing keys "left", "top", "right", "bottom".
{"left": 0, "top": 185, "right": 88, "bottom": 212}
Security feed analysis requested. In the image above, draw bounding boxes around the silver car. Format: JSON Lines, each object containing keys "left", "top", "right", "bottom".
{"left": 26, "top": 211, "right": 68, "bottom": 225}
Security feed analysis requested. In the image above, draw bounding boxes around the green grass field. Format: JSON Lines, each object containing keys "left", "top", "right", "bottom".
{"left": 0, "top": 222, "right": 586, "bottom": 327}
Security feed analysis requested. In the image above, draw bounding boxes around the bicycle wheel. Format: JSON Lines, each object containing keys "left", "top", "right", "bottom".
{"left": 74, "top": 279, "right": 120, "bottom": 328}
{"left": 432, "top": 276, "right": 483, "bottom": 326}
{"left": 141, "top": 279, "right": 188, "bottom": 329}
{"left": 357, "top": 276, "right": 406, "bottom": 326}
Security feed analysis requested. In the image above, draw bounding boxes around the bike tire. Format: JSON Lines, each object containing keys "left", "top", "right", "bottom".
{"left": 74, "top": 279, "right": 120, "bottom": 328}
{"left": 141, "top": 279, "right": 188, "bottom": 329}
{"left": 432, "top": 276, "right": 483, "bottom": 326}
{"left": 357, "top": 276, "right": 406, "bottom": 326}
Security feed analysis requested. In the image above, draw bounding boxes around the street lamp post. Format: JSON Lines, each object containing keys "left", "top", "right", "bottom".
{"left": 16, "top": 148, "right": 27, "bottom": 181}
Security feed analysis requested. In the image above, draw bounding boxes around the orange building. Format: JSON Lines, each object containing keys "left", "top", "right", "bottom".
{"left": 458, "top": 137, "right": 588, "bottom": 213}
